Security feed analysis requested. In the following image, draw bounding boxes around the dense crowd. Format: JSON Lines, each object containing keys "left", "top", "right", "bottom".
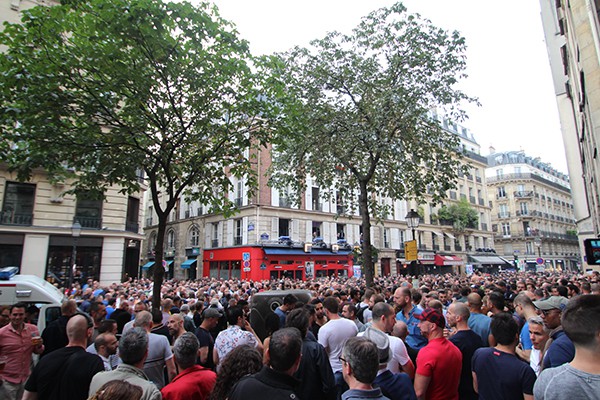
{"left": 0, "top": 269, "right": 599, "bottom": 400}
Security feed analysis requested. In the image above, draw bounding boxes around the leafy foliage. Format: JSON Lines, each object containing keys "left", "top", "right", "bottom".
{"left": 266, "top": 2, "right": 475, "bottom": 286}
{"left": 436, "top": 199, "right": 479, "bottom": 232}
{"left": 0, "top": 0, "right": 272, "bottom": 303}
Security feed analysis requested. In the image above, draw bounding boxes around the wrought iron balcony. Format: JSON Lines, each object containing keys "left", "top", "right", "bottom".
{"left": 0, "top": 211, "right": 33, "bottom": 226}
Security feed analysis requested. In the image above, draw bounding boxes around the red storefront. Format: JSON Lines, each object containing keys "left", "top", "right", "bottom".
{"left": 202, "top": 245, "right": 354, "bottom": 281}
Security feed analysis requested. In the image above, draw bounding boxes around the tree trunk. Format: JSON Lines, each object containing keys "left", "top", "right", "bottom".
{"left": 358, "top": 181, "right": 373, "bottom": 287}
{"left": 152, "top": 216, "right": 167, "bottom": 311}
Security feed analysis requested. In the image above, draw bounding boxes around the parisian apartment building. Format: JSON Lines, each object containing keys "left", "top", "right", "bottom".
{"left": 486, "top": 149, "right": 579, "bottom": 272}
{"left": 539, "top": 0, "right": 600, "bottom": 271}
{"left": 142, "top": 116, "right": 505, "bottom": 281}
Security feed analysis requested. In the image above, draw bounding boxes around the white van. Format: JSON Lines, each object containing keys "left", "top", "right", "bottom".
{"left": 0, "top": 275, "right": 66, "bottom": 333}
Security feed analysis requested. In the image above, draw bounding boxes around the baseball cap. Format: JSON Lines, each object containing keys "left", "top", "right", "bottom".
{"left": 363, "top": 328, "right": 392, "bottom": 365}
{"left": 533, "top": 296, "right": 569, "bottom": 311}
{"left": 203, "top": 307, "right": 222, "bottom": 319}
{"left": 414, "top": 308, "right": 446, "bottom": 329}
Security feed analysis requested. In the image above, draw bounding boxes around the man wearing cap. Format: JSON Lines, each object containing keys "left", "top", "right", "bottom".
{"left": 195, "top": 307, "right": 221, "bottom": 370}
{"left": 358, "top": 303, "right": 415, "bottom": 380}
{"left": 413, "top": 308, "right": 462, "bottom": 400}
{"left": 363, "top": 328, "right": 417, "bottom": 400}
{"left": 534, "top": 296, "right": 575, "bottom": 369}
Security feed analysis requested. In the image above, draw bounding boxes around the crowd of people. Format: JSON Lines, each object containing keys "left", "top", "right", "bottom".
{"left": 0, "top": 269, "right": 598, "bottom": 400}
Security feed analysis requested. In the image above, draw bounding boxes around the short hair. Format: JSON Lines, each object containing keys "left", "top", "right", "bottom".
{"left": 489, "top": 292, "right": 505, "bottom": 311}
{"left": 226, "top": 306, "right": 244, "bottom": 326}
{"left": 322, "top": 297, "right": 340, "bottom": 314}
{"left": 94, "top": 332, "right": 116, "bottom": 351}
{"left": 371, "top": 302, "right": 394, "bottom": 321}
{"left": 119, "top": 327, "right": 148, "bottom": 365}
{"left": 342, "top": 337, "right": 379, "bottom": 384}
{"left": 90, "top": 302, "right": 105, "bottom": 315}
{"left": 452, "top": 302, "right": 470, "bottom": 321}
{"left": 513, "top": 293, "right": 534, "bottom": 308}
{"left": 98, "top": 319, "right": 117, "bottom": 334}
{"left": 556, "top": 285, "right": 569, "bottom": 298}
{"left": 467, "top": 293, "right": 482, "bottom": 308}
{"left": 342, "top": 302, "right": 356, "bottom": 316}
{"left": 283, "top": 294, "right": 298, "bottom": 306}
{"left": 562, "top": 294, "right": 600, "bottom": 349}
{"left": 61, "top": 300, "right": 78, "bottom": 316}
{"left": 285, "top": 308, "right": 310, "bottom": 338}
{"left": 133, "top": 310, "right": 152, "bottom": 329}
{"left": 268, "top": 327, "right": 303, "bottom": 372}
{"left": 490, "top": 312, "right": 518, "bottom": 345}
{"left": 173, "top": 332, "right": 199, "bottom": 370}
{"left": 527, "top": 316, "right": 547, "bottom": 331}
{"left": 10, "top": 302, "right": 27, "bottom": 313}
{"left": 411, "top": 289, "right": 422, "bottom": 304}
{"left": 89, "top": 380, "right": 143, "bottom": 400}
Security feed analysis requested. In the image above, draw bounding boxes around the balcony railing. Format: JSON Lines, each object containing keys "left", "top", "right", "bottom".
{"left": 0, "top": 211, "right": 33, "bottom": 226}
{"left": 516, "top": 210, "right": 532, "bottom": 217}
{"left": 312, "top": 202, "right": 323, "bottom": 211}
{"left": 444, "top": 245, "right": 451, "bottom": 251}
{"left": 233, "top": 236, "right": 243, "bottom": 246}
{"left": 279, "top": 198, "right": 293, "bottom": 208}
{"left": 211, "top": 239, "right": 219, "bottom": 247}
{"left": 75, "top": 216, "right": 101, "bottom": 229}
{"left": 481, "top": 223, "right": 488, "bottom": 231}
{"left": 497, "top": 212, "right": 510, "bottom": 219}
{"left": 514, "top": 190, "right": 534, "bottom": 198}
{"left": 234, "top": 198, "right": 243, "bottom": 207}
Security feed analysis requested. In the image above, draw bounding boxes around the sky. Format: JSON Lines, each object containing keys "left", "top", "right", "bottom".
{"left": 209, "top": 0, "right": 568, "bottom": 173}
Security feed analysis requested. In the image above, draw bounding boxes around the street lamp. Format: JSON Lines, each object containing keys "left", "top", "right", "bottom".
{"left": 405, "top": 209, "right": 420, "bottom": 242}
{"left": 69, "top": 221, "right": 82, "bottom": 292}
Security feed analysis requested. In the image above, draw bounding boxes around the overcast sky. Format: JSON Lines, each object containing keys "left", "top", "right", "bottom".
{"left": 209, "top": 0, "right": 568, "bottom": 173}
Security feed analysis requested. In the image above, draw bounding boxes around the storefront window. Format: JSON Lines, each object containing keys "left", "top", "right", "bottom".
{"left": 46, "top": 245, "right": 102, "bottom": 286}
{"left": 209, "top": 261, "right": 219, "bottom": 279}
{"left": 231, "top": 261, "right": 241, "bottom": 279}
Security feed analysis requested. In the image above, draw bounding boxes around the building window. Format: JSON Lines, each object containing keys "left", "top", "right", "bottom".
{"left": 1, "top": 182, "right": 35, "bottom": 226}
{"left": 279, "top": 218, "right": 290, "bottom": 237}
{"left": 499, "top": 204, "right": 509, "bottom": 218}
{"left": 384, "top": 228, "right": 390, "bottom": 248}
{"left": 337, "top": 223, "right": 346, "bottom": 240}
{"left": 496, "top": 169, "right": 504, "bottom": 179}
{"left": 212, "top": 223, "right": 219, "bottom": 247}
{"left": 167, "top": 230, "right": 175, "bottom": 249}
{"left": 502, "top": 223, "right": 511, "bottom": 236}
{"left": 234, "top": 181, "right": 243, "bottom": 207}
{"left": 189, "top": 227, "right": 199, "bottom": 247}
{"left": 75, "top": 194, "right": 103, "bottom": 229}
{"left": 126, "top": 197, "right": 139, "bottom": 233}
{"left": 497, "top": 186, "right": 506, "bottom": 198}
{"left": 526, "top": 241, "right": 534, "bottom": 255}
{"left": 312, "top": 187, "right": 322, "bottom": 211}
{"left": 234, "top": 219, "right": 243, "bottom": 245}
{"left": 312, "top": 221, "right": 322, "bottom": 239}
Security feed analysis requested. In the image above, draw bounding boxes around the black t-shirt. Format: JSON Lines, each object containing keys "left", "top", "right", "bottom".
{"left": 449, "top": 329, "right": 484, "bottom": 400}
{"left": 195, "top": 326, "right": 215, "bottom": 370}
{"left": 25, "top": 346, "right": 105, "bottom": 400}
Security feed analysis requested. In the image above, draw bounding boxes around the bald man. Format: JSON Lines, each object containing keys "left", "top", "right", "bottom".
{"left": 467, "top": 293, "right": 492, "bottom": 346}
{"left": 23, "top": 314, "right": 104, "bottom": 400}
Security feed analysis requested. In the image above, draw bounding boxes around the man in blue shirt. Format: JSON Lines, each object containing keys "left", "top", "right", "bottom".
{"left": 533, "top": 296, "right": 575, "bottom": 370}
{"left": 274, "top": 294, "right": 297, "bottom": 329}
{"left": 393, "top": 287, "right": 427, "bottom": 350}
{"left": 467, "top": 293, "right": 491, "bottom": 346}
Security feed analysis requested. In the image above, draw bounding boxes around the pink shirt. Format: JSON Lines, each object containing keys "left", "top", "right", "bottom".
{"left": 0, "top": 323, "right": 41, "bottom": 384}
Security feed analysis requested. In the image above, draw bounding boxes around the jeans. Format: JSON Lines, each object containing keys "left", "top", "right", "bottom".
{"left": 334, "top": 371, "right": 349, "bottom": 400}
{"left": 0, "top": 380, "right": 25, "bottom": 400}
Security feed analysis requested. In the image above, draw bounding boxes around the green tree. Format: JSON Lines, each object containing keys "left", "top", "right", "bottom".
{"left": 437, "top": 199, "right": 479, "bottom": 232}
{"left": 267, "top": 3, "right": 473, "bottom": 286}
{"left": 0, "top": 0, "right": 272, "bottom": 306}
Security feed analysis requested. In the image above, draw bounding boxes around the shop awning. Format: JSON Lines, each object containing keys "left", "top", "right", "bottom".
{"left": 468, "top": 255, "right": 511, "bottom": 265}
{"left": 141, "top": 261, "right": 154, "bottom": 270}
{"left": 444, "top": 232, "right": 456, "bottom": 240}
{"left": 264, "top": 248, "right": 351, "bottom": 256}
{"left": 180, "top": 259, "right": 197, "bottom": 269}
{"left": 434, "top": 254, "right": 463, "bottom": 266}
{"left": 431, "top": 231, "right": 444, "bottom": 237}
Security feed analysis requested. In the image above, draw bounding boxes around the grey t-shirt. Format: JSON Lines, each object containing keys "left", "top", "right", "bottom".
{"left": 533, "top": 364, "right": 600, "bottom": 400}
{"left": 143, "top": 332, "right": 173, "bottom": 389}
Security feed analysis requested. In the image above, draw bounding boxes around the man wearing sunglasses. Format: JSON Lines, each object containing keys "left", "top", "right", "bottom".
{"left": 533, "top": 296, "right": 574, "bottom": 370}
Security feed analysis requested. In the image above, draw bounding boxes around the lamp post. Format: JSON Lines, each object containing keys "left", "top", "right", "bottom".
{"left": 69, "top": 221, "right": 82, "bottom": 292}
{"left": 405, "top": 209, "right": 420, "bottom": 243}
{"left": 533, "top": 235, "right": 542, "bottom": 258}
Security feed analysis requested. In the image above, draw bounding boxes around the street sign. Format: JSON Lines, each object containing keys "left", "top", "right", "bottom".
{"left": 405, "top": 240, "right": 417, "bottom": 261}
{"left": 536, "top": 257, "right": 544, "bottom": 265}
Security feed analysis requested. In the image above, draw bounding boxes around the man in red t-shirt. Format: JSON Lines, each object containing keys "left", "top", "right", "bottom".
{"left": 413, "top": 308, "right": 462, "bottom": 400}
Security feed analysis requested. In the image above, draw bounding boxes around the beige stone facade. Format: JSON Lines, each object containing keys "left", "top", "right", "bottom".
{"left": 539, "top": 0, "right": 600, "bottom": 271}
{"left": 486, "top": 151, "right": 579, "bottom": 271}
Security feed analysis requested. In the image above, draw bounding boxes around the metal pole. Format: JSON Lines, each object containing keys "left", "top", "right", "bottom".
{"left": 69, "top": 238, "right": 78, "bottom": 292}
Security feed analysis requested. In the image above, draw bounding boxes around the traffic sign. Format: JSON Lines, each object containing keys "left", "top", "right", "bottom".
{"left": 536, "top": 257, "right": 544, "bottom": 265}
{"left": 405, "top": 240, "right": 417, "bottom": 261}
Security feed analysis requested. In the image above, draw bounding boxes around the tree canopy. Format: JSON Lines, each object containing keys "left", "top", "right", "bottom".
{"left": 267, "top": 2, "right": 474, "bottom": 286}
{"left": 436, "top": 199, "right": 479, "bottom": 232}
{"left": 0, "top": 0, "right": 272, "bottom": 303}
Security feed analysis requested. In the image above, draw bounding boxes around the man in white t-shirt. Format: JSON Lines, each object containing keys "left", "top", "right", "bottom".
{"left": 318, "top": 296, "right": 358, "bottom": 400}
{"left": 358, "top": 302, "right": 415, "bottom": 380}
